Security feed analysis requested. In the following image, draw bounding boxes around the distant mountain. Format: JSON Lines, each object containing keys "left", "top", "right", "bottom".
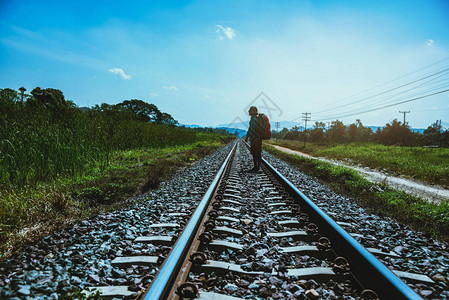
{"left": 179, "top": 124, "right": 203, "bottom": 128}
{"left": 78, "top": 106, "right": 91, "bottom": 112}
{"left": 367, "top": 126, "right": 381, "bottom": 133}
{"left": 411, "top": 128, "right": 426, "bottom": 134}
{"left": 216, "top": 127, "right": 247, "bottom": 138}
{"left": 368, "top": 126, "right": 426, "bottom": 134}
{"left": 216, "top": 121, "right": 249, "bottom": 131}
{"left": 177, "top": 124, "right": 245, "bottom": 137}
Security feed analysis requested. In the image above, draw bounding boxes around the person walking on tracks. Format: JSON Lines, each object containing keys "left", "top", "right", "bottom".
{"left": 245, "top": 106, "right": 271, "bottom": 172}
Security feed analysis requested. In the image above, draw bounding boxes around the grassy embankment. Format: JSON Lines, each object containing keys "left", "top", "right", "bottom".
{"left": 269, "top": 140, "right": 449, "bottom": 188}
{"left": 264, "top": 143, "right": 449, "bottom": 241}
{"left": 0, "top": 129, "right": 231, "bottom": 258}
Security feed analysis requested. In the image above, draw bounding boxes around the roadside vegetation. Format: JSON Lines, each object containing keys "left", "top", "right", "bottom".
{"left": 266, "top": 145, "right": 449, "bottom": 241}
{"left": 273, "top": 119, "right": 448, "bottom": 147}
{"left": 0, "top": 87, "right": 232, "bottom": 257}
{"left": 269, "top": 140, "right": 449, "bottom": 188}
{"left": 269, "top": 117, "right": 449, "bottom": 188}
{"left": 265, "top": 145, "right": 449, "bottom": 241}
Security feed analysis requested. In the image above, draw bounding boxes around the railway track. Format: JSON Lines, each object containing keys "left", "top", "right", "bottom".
{"left": 81, "top": 140, "right": 435, "bottom": 299}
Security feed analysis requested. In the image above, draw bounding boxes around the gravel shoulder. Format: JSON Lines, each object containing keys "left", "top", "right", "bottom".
{"left": 270, "top": 144, "right": 449, "bottom": 204}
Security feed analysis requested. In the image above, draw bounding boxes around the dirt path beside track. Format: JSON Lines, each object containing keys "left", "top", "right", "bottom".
{"left": 270, "top": 144, "right": 449, "bottom": 204}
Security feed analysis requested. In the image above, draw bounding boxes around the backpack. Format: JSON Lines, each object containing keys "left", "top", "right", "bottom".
{"left": 255, "top": 113, "right": 271, "bottom": 140}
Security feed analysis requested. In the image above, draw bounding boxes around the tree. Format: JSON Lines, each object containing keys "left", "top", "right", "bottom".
{"left": 115, "top": 99, "right": 158, "bottom": 122}
{"left": 347, "top": 119, "right": 373, "bottom": 142}
{"left": 379, "top": 119, "right": 412, "bottom": 145}
{"left": 310, "top": 121, "right": 325, "bottom": 142}
{"left": 278, "top": 128, "right": 289, "bottom": 139}
{"left": 0, "top": 88, "right": 19, "bottom": 102}
{"left": 0, "top": 88, "right": 19, "bottom": 116}
{"left": 115, "top": 100, "right": 178, "bottom": 125}
{"left": 348, "top": 123, "right": 358, "bottom": 141}
{"left": 443, "top": 130, "right": 449, "bottom": 148}
{"left": 357, "top": 120, "right": 374, "bottom": 142}
{"left": 423, "top": 120, "right": 443, "bottom": 146}
{"left": 327, "top": 120, "right": 346, "bottom": 142}
{"left": 19, "top": 87, "right": 26, "bottom": 102}
{"left": 28, "top": 87, "right": 76, "bottom": 121}
{"left": 158, "top": 112, "right": 178, "bottom": 126}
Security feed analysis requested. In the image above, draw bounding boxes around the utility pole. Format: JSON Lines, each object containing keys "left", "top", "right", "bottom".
{"left": 399, "top": 111, "right": 410, "bottom": 127}
{"left": 302, "top": 112, "right": 311, "bottom": 131}
{"left": 326, "top": 121, "right": 331, "bottom": 131}
{"left": 275, "top": 122, "right": 280, "bottom": 140}
{"left": 302, "top": 112, "right": 311, "bottom": 147}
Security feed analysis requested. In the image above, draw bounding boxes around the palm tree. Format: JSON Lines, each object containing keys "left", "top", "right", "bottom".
{"left": 19, "top": 87, "right": 26, "bottom": 103}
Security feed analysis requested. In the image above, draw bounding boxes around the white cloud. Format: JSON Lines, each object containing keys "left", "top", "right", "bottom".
{"left": 149, "top": 93, "right": 158, "bottom": 97}
{"left": 216, "top": 25, "right": 236, "bottom": 40}
{"left": 108, "top": 67, "right": 132, "bottom": 80}
{"left": 163, "top": 85, "right": 179, "bottom": 91}
{"left": 426, "top": 39, "right": 434, "bottom": 46}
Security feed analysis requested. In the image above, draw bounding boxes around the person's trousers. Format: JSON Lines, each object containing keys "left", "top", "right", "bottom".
{"left": 250, "top": 139, "right": 262, "bottom": 168}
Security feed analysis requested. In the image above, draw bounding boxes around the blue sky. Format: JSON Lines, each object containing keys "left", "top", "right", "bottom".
{"left": 1, "top": 0, "right": 449, "bottom": 128}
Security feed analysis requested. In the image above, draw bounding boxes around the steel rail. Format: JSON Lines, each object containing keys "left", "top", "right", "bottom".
{"left": 252, "top": 141, "right": 421, "bottom": 299}
{"left": 142, "top": 142, "right": 238, "bottom": 300}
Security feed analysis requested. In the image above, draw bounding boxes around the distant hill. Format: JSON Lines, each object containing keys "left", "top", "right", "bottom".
{"left": 78, "top": 106, "right": 91, "bottom": 112}
{"left": 177, "top": 124, "right": 245, "bottom": 137}
{"left": 216, "top": 121, "right": 249, "bottom": 131}
{"left": 216, "top": 127, "right": 247, "bottom": 138}
{"left": 368, "top": 126, "right": 426, "bottom": 134}
{"left": 179, "top": 124, "right": 203, "bottom": 128}
{"left": 411, "top": 128, "right": 426, "bottom": 134}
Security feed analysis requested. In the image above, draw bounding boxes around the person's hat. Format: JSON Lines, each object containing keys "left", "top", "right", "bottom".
{"left": 248, "top": 106, "right": 258, "bottom": 114}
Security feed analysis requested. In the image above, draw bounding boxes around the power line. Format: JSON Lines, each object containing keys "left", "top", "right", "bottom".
{"left": 313, "top": 71, "right": 449, "bottom": 120}
{"left": 292, "top": 56, "right": 449, "bottom": 123}
{"left": 312, "top": 67, "right": 449, "bottom": 115}
{"left": 334, "top": 72, "right": 449, "bottom": 112}
{"left": 311, "top": 56, "right": 449, "bottom": 114}
{"left": 313, "top": 89, "right": 449, "bottom": 121}
{"left": 410, "top": 108, "right": 449, "bottom": 112}
{"left": 315, "top": 81, "right": 449, "bottom": 120}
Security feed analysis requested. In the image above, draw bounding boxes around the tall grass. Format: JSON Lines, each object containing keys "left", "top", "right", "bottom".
{"left": 0, "top": 105, "right": 196, "bottom": 189}
{"left": 0, "top": 92, "right": 230, "bottom": 251}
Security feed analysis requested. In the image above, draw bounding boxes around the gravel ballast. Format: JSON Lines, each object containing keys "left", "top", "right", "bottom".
{"left": 0, "top": 141, "right": 448, "bottom": 299}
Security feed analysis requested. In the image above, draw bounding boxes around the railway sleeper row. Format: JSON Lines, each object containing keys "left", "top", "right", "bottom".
{"left": 83, "top": 142, "right": 434, "bottom": 299}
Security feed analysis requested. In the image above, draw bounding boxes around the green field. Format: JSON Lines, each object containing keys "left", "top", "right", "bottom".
{"left": 264, "top": 144, "right": 449, "bottom": 241}
{"left": 269, "top": 140, "right": 449, "bottom": 188}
